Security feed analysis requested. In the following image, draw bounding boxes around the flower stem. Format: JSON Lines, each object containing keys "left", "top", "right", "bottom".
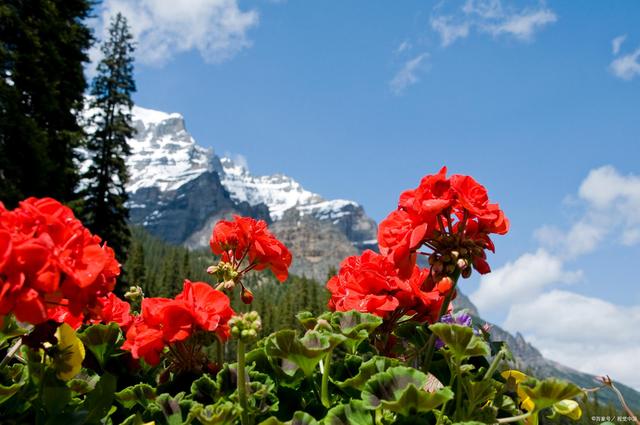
{"left": 422, "top": 269, "right": 461, "bottom": 373}
{"left": 496, "top": 411, "right": 532, "bottom": 423}
{"left": 216, "top": 336, "right": 224, "bottom": 366}
{"left": 321, "top": 351, "right": 333, "bottom": 408}
{"left": 237, "top": 340, "right": 250, "bottom": 425}
{"left": 483, "top": 346, "right": 506, "bottom": 381}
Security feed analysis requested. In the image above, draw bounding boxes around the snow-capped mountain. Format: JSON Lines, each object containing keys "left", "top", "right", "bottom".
{"left": 125, "top": 105, "right": 376, "bottom": 235}
{"left": 113, "top": 104, "right": 377, "bottom": 278}
{"left": 126, "top": 106, "right": 213, "bottom": 194}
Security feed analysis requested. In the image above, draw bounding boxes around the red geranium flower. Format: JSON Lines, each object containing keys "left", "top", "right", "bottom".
{"left": 122, "top": 280, "right": 234, "bottom": 366}
{"left": 0, "top": 197, "right": 120, "bottom": 326}
{"left": 209, "top": 215, "right": 292, "bottom": 282}
{"left": 378, "top": 167, "right": 509, "bottom": 278}
{"left": 327, "top": 250, "right": 443, "bottom": 323}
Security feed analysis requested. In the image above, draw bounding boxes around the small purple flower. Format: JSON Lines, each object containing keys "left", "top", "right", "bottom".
{"left": 435, "top": 311, "right": 473, "bottom": 349}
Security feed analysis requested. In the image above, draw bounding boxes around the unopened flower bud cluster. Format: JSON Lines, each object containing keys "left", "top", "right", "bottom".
{"left": 229, "top": 311, "right": 262, "bottom": 342}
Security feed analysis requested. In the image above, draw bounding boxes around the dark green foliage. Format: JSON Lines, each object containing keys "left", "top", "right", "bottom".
{"left": 0, "top": 0, "right": 92, "bottom": 207}
{"left": 82, "top": 12, "right": 136, "bottom": 264}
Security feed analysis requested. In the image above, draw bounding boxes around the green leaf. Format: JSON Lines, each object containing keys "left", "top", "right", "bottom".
{"left": 520, "top": 378, "right": 583, "bottom": 412}
{"left": 325, "top": 311, "right": 382, "bottom": 353}
{"left": 80, "top": 372, "right": 117, "bottom": 423}
{"left": 115, "top": 383, "right": 157, "bottom": 409}
{"left": 190, "top": 373, "right": 218, "bottom": 403}
{"left": 295, "top": 311, "right": 317, "bottom": 330}
{"left": 429, "top": 324, "right": 490, "bottom": 360}
{"left": 336, "top": 355, "right": 401, "bottom": 391}
{"left": 258, "top": 411, "right": 319, "bottom": 425}
{"left": 42, "top": 369, "right": 72, "bottom": 417}
{"left": 325, "top": 400, "right": 373, "bottom": 425}
{"left": 264, "top": 330, "right": 341, "bottom": 378}
{"left": 361, "top": 366, "right": 454, "bottom": 416}
{"left": 187, "top": 401, "right": 240, "bottom": 425}
{"left": 0, "top": 363, "right": 28, "bottom": 405}
{"left": 155, "top": 393, "right": 185, "bottom": 425}
{"left": 78, "top": 323, "right": 123, "bottom": 368}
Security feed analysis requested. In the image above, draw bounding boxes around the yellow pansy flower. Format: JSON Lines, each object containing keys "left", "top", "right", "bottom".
{"left": 54, "top": 323, "right": 85, "bottom": 381}
{"left": 501, "top": 370, "right": 536, "bottom": 412}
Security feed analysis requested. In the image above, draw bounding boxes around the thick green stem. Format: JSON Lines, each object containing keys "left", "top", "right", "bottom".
{"left": 321, "top": 351, "right": 333, "bottom": 408}
{"left": 483, "top": 347, "right": 506, "bottom": 381}
{"left": 454, "top": 359, "right": 463, "bottom": 421}
{"left": 422, "top": 269, "right": 461, "bottom": 373}
{"left": 237, "top": 340, "right": 250, "bottom": 425}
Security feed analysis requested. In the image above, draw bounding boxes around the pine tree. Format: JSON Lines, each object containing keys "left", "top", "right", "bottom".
{"left": 82, "top": 13, "right": 136, "bottom": 262}
{"left": 0, "top": 0, "right": 93, "bottom": 207}
{"left": 127, "top": 242, "right": 147, "bottom": 293}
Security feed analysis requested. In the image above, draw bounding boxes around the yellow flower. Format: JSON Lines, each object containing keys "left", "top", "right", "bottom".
{"left": 501, "top": 370, "right": 536, "bottom": 412}
{"left": 54, "top": 323, "right": 85, "bottom": 381}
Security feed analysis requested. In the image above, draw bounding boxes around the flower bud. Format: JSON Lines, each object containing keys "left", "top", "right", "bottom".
{"left": 241, "top": 288, "right": 254, "bottom": 304}
{"left": 247, "top": 311, "right": 259, "bottom": 322}
{"left": 461, "top": 266, "right": 472, "bottom": 279}
{"left": 457, "top": 258, "right": 468, "bottom": 270}
{"left": 436, "top": 277, "right": 454, "bottom": 294}
{"left": 124, "top": 286, "right": 143, "bottom": 302}
{"left": 241, "top": 329, "right": 251, "bottom": 339}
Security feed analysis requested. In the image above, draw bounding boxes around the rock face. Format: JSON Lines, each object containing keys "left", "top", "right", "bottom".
{"left": 270, "top": 210, "right": 359, "bottom": 282}
{"left": 113, "top": 104, "right": 377, "bottom": 280}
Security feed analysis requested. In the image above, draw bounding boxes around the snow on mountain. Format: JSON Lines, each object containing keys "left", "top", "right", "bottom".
{"left": 124, "top": 105, "right": 367, "bottom": 224}
{"left": 126, "top": 105, "right": 213, "bottom": 193}
{"left": 218, "top": 157, "right": 359, "bottom": 221}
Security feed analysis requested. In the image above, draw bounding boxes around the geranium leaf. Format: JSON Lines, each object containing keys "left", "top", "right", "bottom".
{"left": 78, "top": 323, "right": 123, "bottom": 368}
{"left": 258, "top": 411, "right": 319, "bottom": 425}
{"left": 115, "top": 383, "right": 157, "bottom": 409}
{"left": 336, "top": 355, "right": 401, "bottom": 391}
{"left": 190, "top": 373, "right": 218, "bottom": 404}
{"left": 80, "top": 372, "right": 117, "bottom": 423}
{"left": 429, "top": 323, "right": 489, "bottom": 360}
{"left": 265, "top": 330, "right": 340, "bottom": 378}
{"left": 0, "top": 364, "right": 28, "bottom": 405}
{"left": 187, "top": 400, "right": 239, "bottom": 425}
{"left": 361, "top": 366, "right": 453, "bottom": 415}
{"left": 520, "top": 378, "right": 583, "bottom": 412}
{"left": 325, "top": 400, "right": 374, "bottom": 425}
{"left": 325, "top": 311, "right": 382, "bottom": 353}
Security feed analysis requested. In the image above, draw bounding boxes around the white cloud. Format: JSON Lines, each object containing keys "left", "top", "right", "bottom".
{"left": 395, "top": 40, "right": 412, "bottom": 54}
{"left": 610, "top": 47, "right": 640, "bottom": 81}
{"left": 482, "top": 9, "right": 557, "bottom": 41}
{"left": 504, "top": 290, "right": 640, "bottom": 389}
{"left": 535, "top": 166, "right": 640, "bottom": 257}
{"left": 430, "top": 0, "right": 556, "bottom": 47}
{"left": 389, "top": 53, "right": 429, "bottom": 95}
{"left": 94, "top": 0, "right": 259, "bottom": 66}
{"left": 430, "top": 16, "right": 471, "bottom": 47}
{"left": 470, "top": 249, "right": 582, "bottom": 313}
{"left": 472, "top": 165, "right": 640, "bottom": 390}
{"left": 612, "top": 35, "right": 627, "bottom": 55}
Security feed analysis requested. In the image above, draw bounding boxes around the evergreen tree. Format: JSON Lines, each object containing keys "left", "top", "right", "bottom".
{"left": 0, "top": 0, "right": 93, "bottom": 207}
{"left": 127, "top": 242, "right": 147, "bottom": 292}
{"left": 82, "top": 13, "right": 136, "bottom": 262}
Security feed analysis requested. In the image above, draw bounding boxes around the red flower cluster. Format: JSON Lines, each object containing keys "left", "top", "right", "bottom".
{"left": 209, "top": 215, "right": 292, "bottom": 282}
{"left": 122, "top": 280, "right": 234, "bottom": 366}
{"left": 0, "top": 198, "right": 120, "bottom": 326}
{"left": 378, "top": 167, "right": 509, "bottom": 277}
{"left": 327, "top": 167, "right": 508, "bottom": 327}
{"left": 327, "top": 250, "right": 449, "bottom": 323}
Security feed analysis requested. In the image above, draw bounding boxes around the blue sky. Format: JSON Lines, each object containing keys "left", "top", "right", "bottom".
{"left": 92, "top": 1, "right": 640, "bottom": 388}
